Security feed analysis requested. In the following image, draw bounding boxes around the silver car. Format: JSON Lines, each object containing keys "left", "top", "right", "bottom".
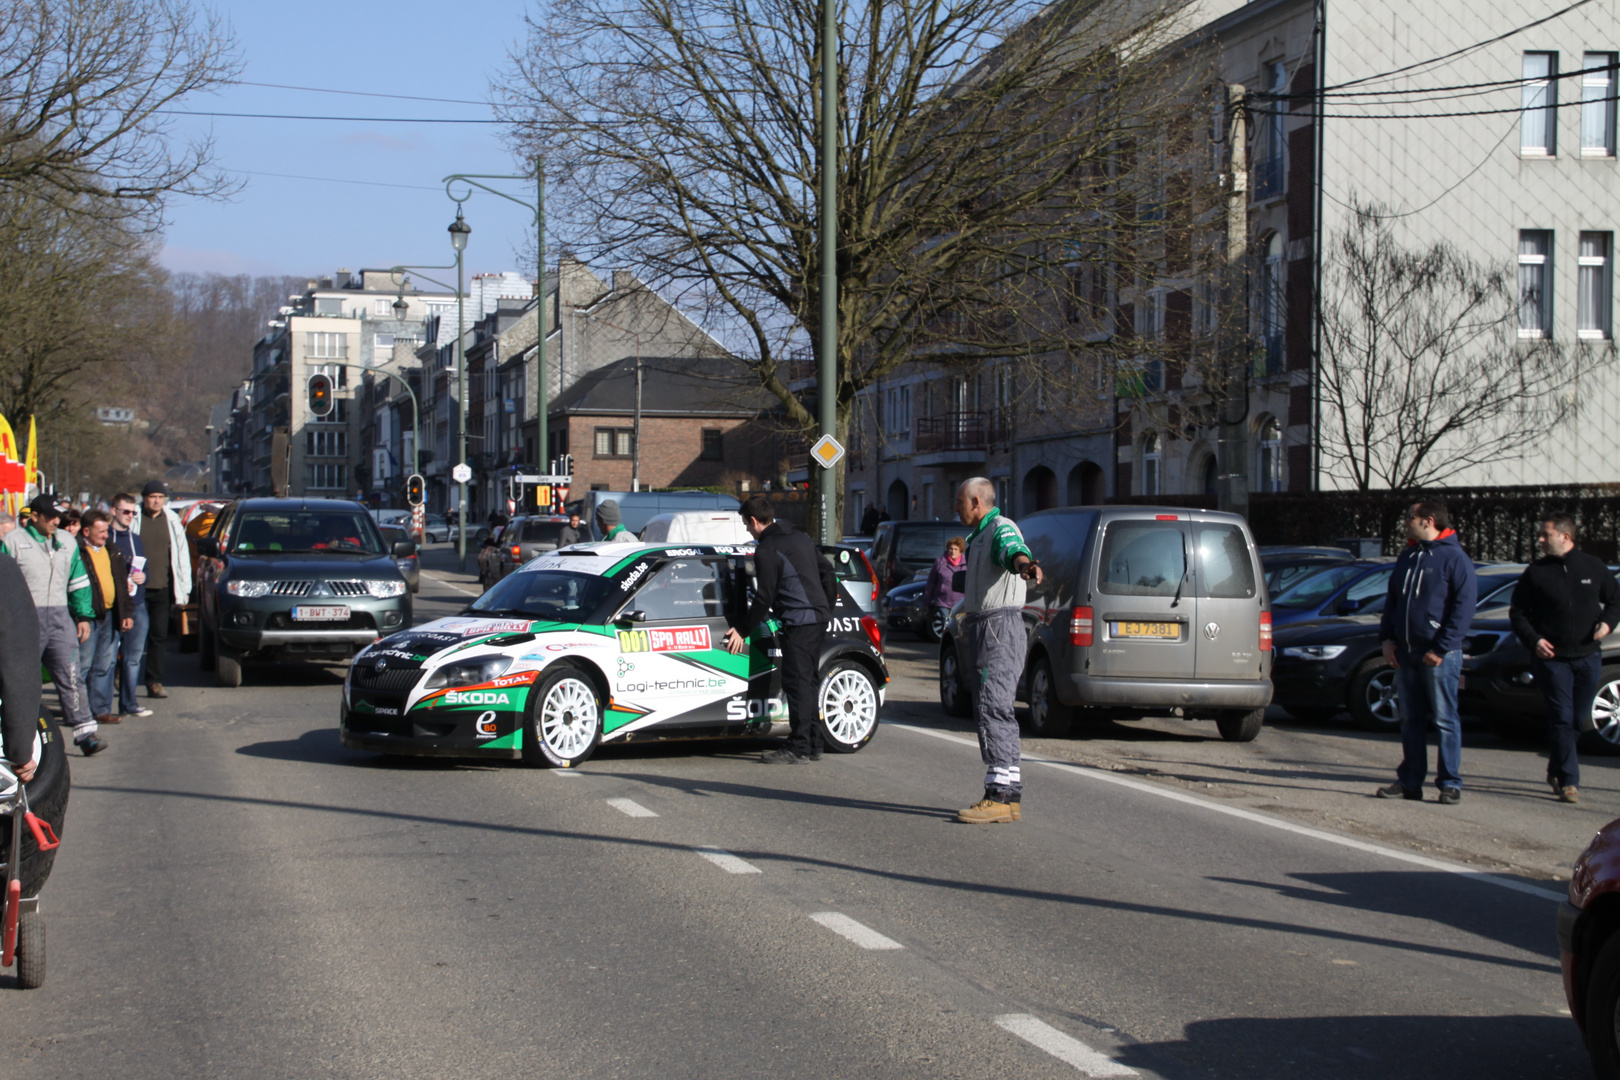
{"left": 939, "top": 506, "right": 1272, "bottom": 742}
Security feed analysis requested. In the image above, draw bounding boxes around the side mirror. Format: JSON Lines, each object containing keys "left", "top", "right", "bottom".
{"left": 199, "top": 537, "right": 219, "bottom": 558}
{"left": 392, "top": 540, "right": 417, "bottom": 557}
{"left": 617, "top": 610, "right": 647, "bottom": 624}
{"left": 1338, "top": 597, "right": 1364, "bottom": 614}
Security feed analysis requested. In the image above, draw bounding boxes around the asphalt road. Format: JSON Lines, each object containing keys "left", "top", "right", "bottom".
{"left": 1, "top": 558, "right": 1591, "bottom": 1078}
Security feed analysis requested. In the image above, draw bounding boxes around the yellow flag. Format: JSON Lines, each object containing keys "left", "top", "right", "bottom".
{"left": 0, "top": 413, "right": 15, "bottom": 515}
{"left": 25, "top": 415, "right": 36, "bottom": 496}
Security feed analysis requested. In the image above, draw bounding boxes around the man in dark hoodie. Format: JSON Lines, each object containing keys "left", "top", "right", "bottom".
{"left": 1508, "top": 513, "right": 1620, "bottom": 804}
{"left": 1376, "top": 499, "right": 1477, "bottom": 804}
{"left": 723, "top": 495, "right": 838, "bottom": 763}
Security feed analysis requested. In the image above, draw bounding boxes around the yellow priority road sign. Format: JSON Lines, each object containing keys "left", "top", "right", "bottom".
{"left": 809, "top": 435, "right": 845, "bottom": 469}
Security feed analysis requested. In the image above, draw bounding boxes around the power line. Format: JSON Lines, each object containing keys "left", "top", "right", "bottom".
{"left": 158, "top": 109, "right": 501, "bottom": 124}
{"left": 240, "top": 169, "right": 442, "bottom": 192}
{"left": 1258, "top": 60, "right": 1615, "bottom": 103}
{"left": 1249, "top": 89, "right": 1617, "bottom": 121}
{"left": 230, "top": 81, "right": 489, "bottom": 107}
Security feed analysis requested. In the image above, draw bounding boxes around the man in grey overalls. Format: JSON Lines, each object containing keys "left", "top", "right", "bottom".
{"left": 954, "top": 478, "right": 1041, "bottom": 824}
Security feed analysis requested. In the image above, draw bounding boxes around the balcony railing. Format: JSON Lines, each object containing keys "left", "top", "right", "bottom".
{"left": 915, "top": 410, "right": 1008, "bottom": 454}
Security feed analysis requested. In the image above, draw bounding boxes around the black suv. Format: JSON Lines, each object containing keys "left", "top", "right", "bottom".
{"left": 869, "top": 520, "right": 967, "bottom": 592}
{"left": 195, "top": 498, "right": 415, "bottom": 687}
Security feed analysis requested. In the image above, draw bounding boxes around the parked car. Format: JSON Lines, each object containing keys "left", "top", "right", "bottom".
{"left": 640, "top": 511, "right": 752, "bottom": 545}
{"left": 1559, "top": 817, "right": 1620, "bottom": 1075}
{"left": 869, "top": 520, "right": 967, "bottom": 592}
{"left": 371, "top": 509, "right": 410, "bottom": 528}
{"left": 1259, "top": 552, "right": 1354, "bottom": 597}
{"left": 879, "top": 573, "right": 932, "bottom": 637}
{"left": 378, "top": 524, "right": 421, "bottom": 593}
{"left": 194, "top": 498, "right": 415, "bottom": 688}
{"left": 1271, "top": 563, "right": 1529, "bottom": 730}
{"left": 577, "top": 490, "right": 741, "bottom": 539}
{"left": 940, "top": 507, "right": 1272, "bottom": 742}
{"left": 823, "top": 543, "right": 879, "bottom": 617}
{"left": 421, "top": 514, "right": 450, "bottom": 543}
{"left": 1268, "top": 559, "right": 1397, "bottom": 627}
{"left": 495, "top": 515, "right": 574, "bottom": 580}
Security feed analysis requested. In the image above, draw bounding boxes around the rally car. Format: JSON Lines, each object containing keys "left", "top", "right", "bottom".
{"left": 339, "top": 541, "right": 888, "bottom": 766}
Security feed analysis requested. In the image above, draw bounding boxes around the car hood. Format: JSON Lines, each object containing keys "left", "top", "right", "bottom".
{"left": 1272, "top": 613, "right": 1383, "bottom": 646}
{"left": 357, "top": 615, "right": 582, "bottom": 666}
{"left": 225, "top": 551, "right": 402, "bottom": 577}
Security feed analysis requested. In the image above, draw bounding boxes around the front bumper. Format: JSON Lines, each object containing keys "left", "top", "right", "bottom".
{"left": 340, "top": 698, "right": 523, "bottom": 759}
{"left": 1059, "top": 673, "right": 1274, "bottom": 710}
{"left": 1271, "top": 664, "right": 1355, "bottom": 708}
{"left": 214, "top": 592, "right": 410, "bottom": 655}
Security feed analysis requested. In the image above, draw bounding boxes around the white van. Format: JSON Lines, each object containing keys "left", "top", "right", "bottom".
{"left": 639, "top": 511, "right": 752, "bottom": 545}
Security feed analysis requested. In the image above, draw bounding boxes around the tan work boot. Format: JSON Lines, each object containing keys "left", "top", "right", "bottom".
{"left": 1010, "top": 801, "right": 1021, "bottom": 820}
{"left": 958, "top": 798, "right": 1015, "bottom": 824}
{"left": 1561, "top": 786, "right": 1580, "bottom": 804}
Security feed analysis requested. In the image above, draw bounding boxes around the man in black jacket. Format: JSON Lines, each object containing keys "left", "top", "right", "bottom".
{"left": 724, "top": 495, "right": 837, "bottom": 763}
{"left": 0, "top": 553, "right": 43, "bottom": 783}
{"left": 1509, "top": 513, "right": 1620, "bottom": 803}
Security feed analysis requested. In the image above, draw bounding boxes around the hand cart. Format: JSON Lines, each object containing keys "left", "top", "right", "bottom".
{"left": 1, "top": 766, "right": 59, "bottom": 989}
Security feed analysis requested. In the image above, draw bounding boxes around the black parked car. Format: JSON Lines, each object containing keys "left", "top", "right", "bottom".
{"left": 879, "top": 575, "right": 937, "bottom": 639}
{"left": 1461, "top": 616, "right": 1620, "bottom": 752}
{"left": 195, "top": 498, "right": 415, "bottom": 688}
{"left": 869, "top": 520, "right": 966, "bottom": 592}
{"left": 1271, "top": 563, "right": 1528, "bottom": 731}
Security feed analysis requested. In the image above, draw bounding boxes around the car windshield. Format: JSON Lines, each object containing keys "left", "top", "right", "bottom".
{"left": 521, "top": 519, "right": 567, "bottom": 544}
{"left": 229, "top": 510, "right": 385, "bottom": 555}
{"left": 896, "top": 525, "right": 967, "bottom": 563}
{"left": 822, "top": 545, "right": 873, "bottom": 582}
{"left": 467, "top": 569, "right": 614, "bottom": 621}
{"left": 1272, "top": 564, "right": 1366, "bottom": 607}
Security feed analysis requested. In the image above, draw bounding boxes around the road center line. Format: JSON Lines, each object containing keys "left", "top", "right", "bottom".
{"left": 995, "top": 1014, "right": 1138, "bottom": 1077}
{"left": 886, "top": 722, "right": 1566, "bottom": 903}
{"left": 693, "top": 846, "right": 761, "bottom": 874}
{"left": 808, "top": 911, "right": 904, "bottom": 950}
{"left": 606, "top": 797, "right": 658, "bottom": 818}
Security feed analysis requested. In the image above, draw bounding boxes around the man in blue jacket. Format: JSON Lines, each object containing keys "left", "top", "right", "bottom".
{"left": 1376, "top": 499, "right": 1477, "bottom": 804}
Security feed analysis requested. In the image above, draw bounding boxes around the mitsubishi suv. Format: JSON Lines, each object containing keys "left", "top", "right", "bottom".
{"left": 195, "top": 498, "right": 415, "bottom": 687}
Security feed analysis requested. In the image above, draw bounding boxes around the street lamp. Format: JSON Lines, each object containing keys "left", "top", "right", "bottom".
{"left": 448, "top": 207, "right": 471, "bottom": 568}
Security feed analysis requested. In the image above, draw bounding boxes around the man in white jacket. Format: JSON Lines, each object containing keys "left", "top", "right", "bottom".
{"left": 137, "top": 481, "right": 192, "bottom": 699}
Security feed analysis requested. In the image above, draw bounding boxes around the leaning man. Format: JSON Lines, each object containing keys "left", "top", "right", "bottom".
{"left": 954, "top": 478, "right": 1041, "bottom": 824}
{"left": 1508, "top": 513, "right": 1620, "bottom": 804}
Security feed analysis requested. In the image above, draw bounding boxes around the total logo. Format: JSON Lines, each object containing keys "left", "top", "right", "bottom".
{"left": 444, "top": 690, "right": 514, "bottom": 706}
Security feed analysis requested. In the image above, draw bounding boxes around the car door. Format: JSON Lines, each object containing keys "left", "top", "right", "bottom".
{"left": 1192, "top": 519, "right": 1265, "bottom": 681}
{"left": 616, "top": 556, "right": 753, "bottom": 728}
{"left": 200, "top": 503, "right": 235, "bottom": 631}
{"left": 1089, "top": 514, "right": 1195, "bottom": 679}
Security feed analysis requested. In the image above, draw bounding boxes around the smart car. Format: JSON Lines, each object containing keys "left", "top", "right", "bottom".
{"left": 339, "top": 541, "right": 888, "bottom": 766}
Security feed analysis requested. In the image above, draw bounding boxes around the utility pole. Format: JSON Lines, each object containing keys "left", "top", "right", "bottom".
{"left": 535, "top": 157, "right": 549, "bottom": 473}
{"left": 1217, "top": 83, "right": 1250, "bottom": 518}
{"left": 816, "top": 0, "right": 839, "bottom": 543}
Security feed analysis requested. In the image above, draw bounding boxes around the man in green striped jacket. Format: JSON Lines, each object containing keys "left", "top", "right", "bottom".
{"left": 4, "top": 496, "right": 103, "bottom": 754}
{"left": 954, "top": 478, "right": 1041, "bottom": 824}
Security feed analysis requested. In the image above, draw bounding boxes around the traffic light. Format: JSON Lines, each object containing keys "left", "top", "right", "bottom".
{"left": 559, "top": 453, "right": 574, "bottom": 478}
{"left": 307, "top": 373, "right": 334, "bottom": 418}
{"left": 406, "top": 474, "right": 425, "bottom": 505}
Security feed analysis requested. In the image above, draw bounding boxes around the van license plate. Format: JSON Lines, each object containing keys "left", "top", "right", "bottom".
{"left": 293, "top": 605, "right": 350, "bottom": 621}
{"left": 1113, "top": 621, "right": 1178, "bottom": 639}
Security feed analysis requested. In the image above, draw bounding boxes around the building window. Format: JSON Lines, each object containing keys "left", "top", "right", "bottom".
{"left": 700, "top": 428, "right": 724, "bottom": 460}
{"left": 306, "top": 464, "right": 346, "bottom": 490}
{"left": 1519, "top": 230, "right": 1553, "bottom": 338}
{"left": 1252, "top": 61, "right": 1286, "bottom": 197}
{"left": 883, "top": 384, "right": 912, "bottom": 436}
{"left": 306, "top": 430, "right": 347, "bottom": 457}
{"left": 306, "top": 332, "right": 349, "bottom": 360}
{"left": 373, "top": 299, "right": 393, "bottom": 317}
{"left": 1584, "top": 53, "right": 1618, "bottom": 156}
{"left": 1142, "top": 433, "right": 1161, "bottom": 496}
{"left": 1522, "top": 52, "right": 1558, "bottom": 156}
{"left": 993, "top": 364, "right": 1013, "bottom": 417}
{"left": 1258, "top": 418, "right": 1283, "bottom": 493}
{"left": 1257, "top": 233, "right": 1285, "bottom": 374}
{"left": 1579, "top": 232, "right": 1613, "bottom": 339}
{"left": 994, "top": 477, "right": 1010, "bottom": 509}
{"left": 594, "top": 427, "right": 634, "bottom": 458}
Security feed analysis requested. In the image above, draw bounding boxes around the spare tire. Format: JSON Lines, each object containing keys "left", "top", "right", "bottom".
{"left": 0, "top": 716, "right": 70, "bottom": 898}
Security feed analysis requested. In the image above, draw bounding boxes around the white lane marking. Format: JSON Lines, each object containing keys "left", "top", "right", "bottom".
{"left": 419, "top": 571, "right": 480, "bottom": 596}
{"left": 550, "top": 769, "right": 581, "bottom": 777}
{"left": 886, "top": 722, "right": 1566, "bottom": 904}
{"left": 694, "top": 846, "right": 761, "bottom": 874}
{"left": 996, "top": 1014, "right": 1137, "bottom": 1077}
{"left": 808, "top": 911, "right": 904, "bottom": 950}
{"left": 606, "top": 797, "right": 658, "bottom": 818}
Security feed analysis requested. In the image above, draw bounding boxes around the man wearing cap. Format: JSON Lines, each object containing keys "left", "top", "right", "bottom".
{"left": 596, "top": 500, "right": 630, "bottom": 542}
{"left": 138, "top": 480, "right": 192, "bottom": 699}
{"left": 3, "top": 495, "right": 103, "bottom": 754}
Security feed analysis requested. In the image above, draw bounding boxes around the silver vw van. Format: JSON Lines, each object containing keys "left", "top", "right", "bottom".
{"left": 939, "top": 506, "right": 1272, "bottom": 741}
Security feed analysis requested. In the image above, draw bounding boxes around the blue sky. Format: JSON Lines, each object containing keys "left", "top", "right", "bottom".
{"left": 160, "top": 0, "right": 539, "bottom": 281}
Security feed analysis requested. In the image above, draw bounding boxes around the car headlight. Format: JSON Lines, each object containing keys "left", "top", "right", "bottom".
{"left": 423, "top": 655, "right": 513, "bottom": 689}
{"left": 1281, "top": 644, "right": 1348, "bottom": 660}
{"left": 366, "top": 579, "right": 409, "bottom": 598}
{"left": 226, "top": 579, "right": 272, "bottom": 598}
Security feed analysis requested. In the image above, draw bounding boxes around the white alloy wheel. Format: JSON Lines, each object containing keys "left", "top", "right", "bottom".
{"left": 818, "top": 663, "right": 879, "bottom": 752}
{"left": 1591, "top": 675, "right": 1620, "bottom": 747}
{"left": 539, "top": 675, "right": 601, "bottom": 762}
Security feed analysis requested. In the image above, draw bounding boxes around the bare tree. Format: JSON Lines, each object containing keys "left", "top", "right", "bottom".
{"left": 498, "top": 0, "right": 1216, "bottom": 521}
{"left": 1317, "top": 203, "right": 1606, "bottom": 490}
{"left": 0, "top": 0, "right": 239, "bottom": 215}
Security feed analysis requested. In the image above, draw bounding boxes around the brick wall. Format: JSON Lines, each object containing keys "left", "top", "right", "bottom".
{"left": 562, "top": 413, "right": 787, "bottom": 492}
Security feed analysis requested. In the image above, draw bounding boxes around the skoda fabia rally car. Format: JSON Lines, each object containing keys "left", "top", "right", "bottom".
{"left": 340, "top": 541, "right": 888, "bottom": 766}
